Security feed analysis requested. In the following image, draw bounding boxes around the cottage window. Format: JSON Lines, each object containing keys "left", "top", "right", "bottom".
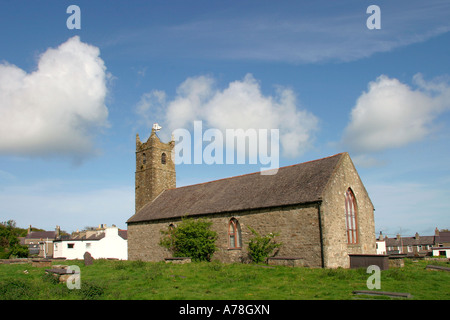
{"left": 345, "top": 188, "right": 358, "bottom": 244}
{"left": 228, "top": 218, "right": 242, "bottom": 249}
{"left": 68, "top": 243, "right": 75, "bottom": 249}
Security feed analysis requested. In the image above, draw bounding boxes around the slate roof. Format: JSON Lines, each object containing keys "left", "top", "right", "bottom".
{"left": 435, "top": 231, "right": 450, "bottom": 244}
{"left": 385, "top": 236, "right": 435, "bottom": 247}
{"left": 25, "top": 231, "right": 57, "bottom": 240}
{"left": 118, "top": 229, "right": 128, "bottom": 240}
{"left": 127, "top": 152, "right": 345, "bottom": 223}
{"left": 58, "top": 229, "right": 128, "bottom": 241}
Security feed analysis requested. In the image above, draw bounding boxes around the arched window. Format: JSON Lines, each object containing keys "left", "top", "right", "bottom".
{"left": 161, "top": 152, "right": 166, "bottom": 164}
{"left": 228, "top": 218, "right": 242, "bottom": 249}
{"left": 345, "top": 188, "right": 358, "bottom": 244}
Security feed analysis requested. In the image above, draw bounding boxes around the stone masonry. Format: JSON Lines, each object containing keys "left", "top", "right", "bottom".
{"left": 128, "top": 130, "right": 376, "bottom": 268}
{"left": 128, "top": 202, "right": 323, "bottom": 266}
{"left": 320, "top": 152, "right": 376, "bottom": 268}
{"left": 135, "top": 128, "right": 176, "bottom": 213}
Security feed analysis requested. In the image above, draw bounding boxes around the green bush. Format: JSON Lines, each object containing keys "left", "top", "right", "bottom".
{"left": 159, "top": 217, "right": 217, "bottom": 262}
{"left": 247, "top": 226, "right": 282, "bottom": 263}
{"left": 0, "top": 220, "right": 29, "bottom": 259}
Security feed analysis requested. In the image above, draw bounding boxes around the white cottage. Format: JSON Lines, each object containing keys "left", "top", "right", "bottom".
{"left": 376, "top": 232, "right": 387, "bottom": 255}
{"left": 432, "top": 247, "right": 450, "bottom": 258}
{"left": 53, "top": 227, "right": 127, "bottom": 260}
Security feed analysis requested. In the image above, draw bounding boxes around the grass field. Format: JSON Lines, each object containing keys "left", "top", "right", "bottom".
{"left": 0, "top": 258, "right": 449, "bottom": 300}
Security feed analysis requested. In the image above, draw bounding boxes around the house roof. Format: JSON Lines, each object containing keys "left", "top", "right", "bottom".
{"left": 127, "top": 152, "right": 345, "bottom": 223}
{"left": 385, "top": 236, "right": 435, "bottom": 246}
{"left": 25, "top": 231, "right": 56, "bottom": 240}
{"left": 118, "top": 229, "right": 128, "bottom": 240}
{"left": 54, "top": 228, "right": 128, "bottom": 242}
{"left": 436, "top": 231, "right": 450, "bottom": 244}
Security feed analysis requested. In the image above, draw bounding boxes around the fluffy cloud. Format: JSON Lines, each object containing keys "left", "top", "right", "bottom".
{"left": 342, "top": 74, "right": 450, "bottom": 154}
{"left": 137, "top": 74, "right": 318, "bottom": 158}
{"left": 0, "top": 36, "right": 110, "bottom": 161}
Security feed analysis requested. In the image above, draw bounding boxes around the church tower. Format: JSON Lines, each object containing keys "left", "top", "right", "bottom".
{"left": 135, "top": 125, "right": 176, "bottom": 213}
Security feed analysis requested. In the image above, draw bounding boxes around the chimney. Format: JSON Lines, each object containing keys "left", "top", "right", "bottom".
{"left": 55, "top": 225, "right": 60, "bottom": 239}
{"left": 378, "top": 231, "right": 384, "bottom": 241}
{"left": 415, "top": 232, "right": 419, "bottom": 240}
{"left": 435, "top": 227, "right": 440, "bottom": 236}
{"left": 27, "top": 225, "right": 32, "bottom": 234}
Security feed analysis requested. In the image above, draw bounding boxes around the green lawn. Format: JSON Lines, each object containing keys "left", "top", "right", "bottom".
{"left": 0, "top": 258, "right": 449, "bottom": 300}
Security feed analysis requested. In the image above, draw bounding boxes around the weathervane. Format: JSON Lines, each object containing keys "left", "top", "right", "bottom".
{"left": 152, "top": 123, "right": 162, "bottom": 132}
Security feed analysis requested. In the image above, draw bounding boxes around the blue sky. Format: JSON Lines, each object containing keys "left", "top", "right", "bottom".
{"left": 0, "top": 0, "right": 449, "bottom": 238}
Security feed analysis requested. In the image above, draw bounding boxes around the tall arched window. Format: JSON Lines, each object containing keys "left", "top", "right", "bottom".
{"left": 161, "top": 152, "right": 167, "bottom": 164}
{"left": 228, "top": 218, "right": 242, "bottom": 249}
{"left": 345, "top": 188, "right": 358, "bottom": 244}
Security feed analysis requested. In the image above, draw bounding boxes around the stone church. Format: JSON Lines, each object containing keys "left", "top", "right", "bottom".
{"left": 127, "top": 127, "right": 376, "bottom": 268}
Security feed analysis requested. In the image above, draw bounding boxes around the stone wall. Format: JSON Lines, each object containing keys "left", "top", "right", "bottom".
{"left": 128, "top": 202, "right": 324, "bottom": 267}
{"left": 320, "top": 153, "right": 376, "bottom": 268}
{"left": 129, "top": 151, "right": 376, "bottom": 269}
{"left": 135, "top": 129, "right": 176, "bottom": 213}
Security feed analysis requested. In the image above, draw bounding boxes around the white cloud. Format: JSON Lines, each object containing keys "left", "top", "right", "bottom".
{"left": 0, "top": 36, "right": 110, "bottom": 161}
{"left": 138, "top": 74, "right": 318, "bottom": 158}
{"left": 342, "top": 74, "right": 450, "bottom": 154}
{"left": 167, "top": 75, "right": 215, "bottom": 131}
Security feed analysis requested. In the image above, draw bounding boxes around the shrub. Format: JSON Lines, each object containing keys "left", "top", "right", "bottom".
{"left": 159, "top": 217, "right": 217, "bottom": 262}
{"left": 0, "top": 220, "right": 29, "bottom": 259}
{"left": 247, "top": 226, "right": 282, "bottom": 263}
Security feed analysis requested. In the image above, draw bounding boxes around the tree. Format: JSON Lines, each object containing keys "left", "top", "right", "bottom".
{"left": 0, "top": 220, "right": 29, "bottom": 259}
{"left": 247, "top": 226, "right": 282, "bottom": 263}
{"left": 159, "top": 217, "right": 217, "bottom": 262}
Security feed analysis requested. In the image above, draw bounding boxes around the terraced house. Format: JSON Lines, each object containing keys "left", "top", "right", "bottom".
{"left": 127, "top": 128, "right": 377, "bottom": 268}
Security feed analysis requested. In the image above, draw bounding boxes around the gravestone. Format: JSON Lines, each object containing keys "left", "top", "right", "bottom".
{"left": 84, "top": 251, "right": 94, "bottom": 266}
